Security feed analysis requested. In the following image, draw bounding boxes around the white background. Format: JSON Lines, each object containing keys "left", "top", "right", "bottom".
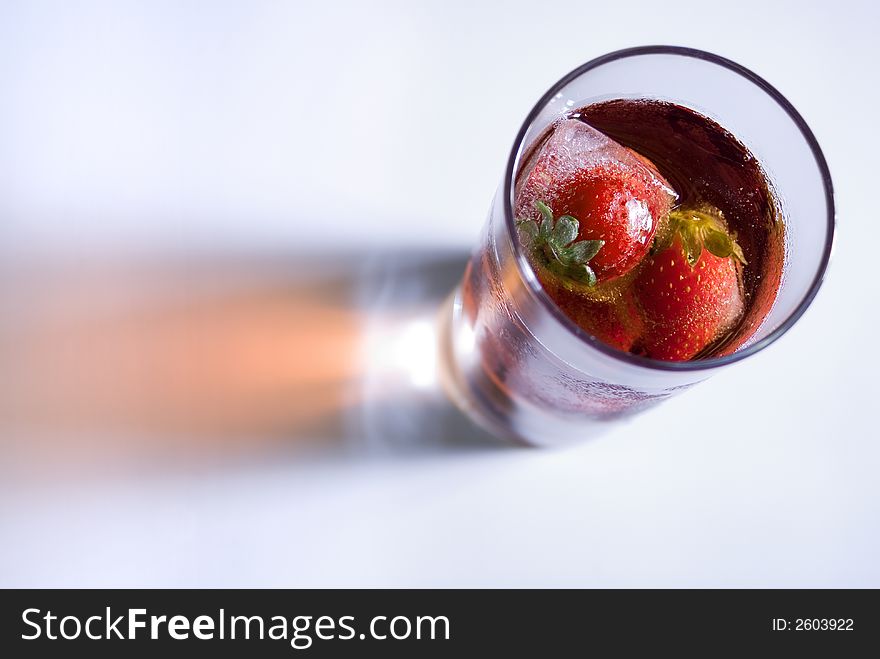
{"left": 1, "top": 0, "right": 878, "bottom": 586}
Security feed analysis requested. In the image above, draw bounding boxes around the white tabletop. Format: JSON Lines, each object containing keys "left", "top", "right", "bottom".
{"left": 0, "top": 0, "right": 877, "bottom": 587}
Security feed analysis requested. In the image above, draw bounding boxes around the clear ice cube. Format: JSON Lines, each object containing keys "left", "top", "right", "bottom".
{"left": 515, "top": 118, "right": 676, "bottom": 222}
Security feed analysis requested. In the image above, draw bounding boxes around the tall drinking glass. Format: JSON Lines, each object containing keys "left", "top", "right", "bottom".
{"left": 438, "top": 46, "right": 835, "bottom": 446}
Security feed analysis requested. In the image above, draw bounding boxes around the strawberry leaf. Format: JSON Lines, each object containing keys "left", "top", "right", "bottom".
{"left": 516, "top": 201, "right": 604, "bottom": 287}
{"left": 574, "top": 264, "right": 598, "bottom": 287}
{"left": 681, "top": 228, "right": 702, "bottom": 267}
{"left": 564, "top": 239, "right": 604, "bottom": 265}
{"left": 730, "top": 240, "right": 747, "bottom": 265}
{"left": 536, "top": 201, "right": 554, "bottom": 240}
{"left": 552, "top": 215, "right": 579, "bottom": 247}
{"left": 547, "top": 260, "right": 597, "bottom": 286}
{"left": 703, "top": 227, "right": 735, "bottom": 259}
{"left": 664, "top": 206, "right": 747, "bottom": 267}
{"left": 516, "top": 219, "right": 539, "bottom": 247}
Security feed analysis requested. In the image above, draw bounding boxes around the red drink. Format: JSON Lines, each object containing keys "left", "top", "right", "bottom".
{"left": 440, "top": 48, "right": 833, "bottom": 445}
{"left": 512, "top": 100, "right": 784, "bottom": 361}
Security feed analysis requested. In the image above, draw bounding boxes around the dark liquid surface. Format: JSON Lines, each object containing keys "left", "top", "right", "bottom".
{"left": 522, "top": 99, "right": 784, "bottom": 358}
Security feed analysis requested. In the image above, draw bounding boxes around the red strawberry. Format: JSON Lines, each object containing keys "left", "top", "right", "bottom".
{"left": 553, "top": 286, "right": 645, "bottom": 353}
{"left": 516, "top": 119, "right": 676, "bottom": 283}
{"left": 634, "top": 208, "right": 746, "bottom": 361}
{"left": 516, "top": 201, "right": 646, "bottom": 353}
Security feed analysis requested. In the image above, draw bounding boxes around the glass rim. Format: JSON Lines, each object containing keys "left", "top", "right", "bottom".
{"left": 503, "top": 45, "right": 836, "bottom": 373}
